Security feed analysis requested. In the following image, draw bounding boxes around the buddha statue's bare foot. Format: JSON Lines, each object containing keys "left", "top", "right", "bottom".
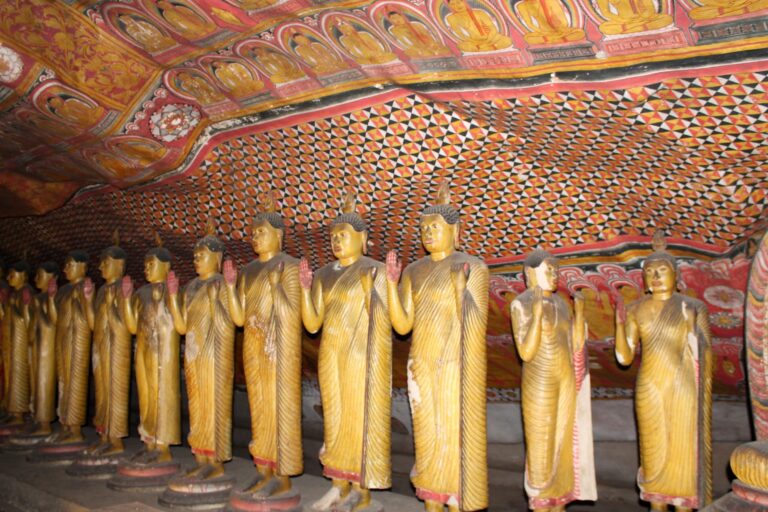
{"left": 30, "top": 423, "right": 52, "bottom": 436}
{"left": 206, "top": 462, "right": 225, "bottom": 479}
{"left": 424, "top": 500, "right": 443, "bottom": 512}
{"left": 243, "top": 472, "right": 267, "bottom": 493}
{"left": 130, "top": 447, "right": 152, "bottom": 463}
{"left": 337, "top": 488, "right": 372, "bottom": 511}
{"left": 102, "top": 440, "right": 125, "bottom": 456}
{"left": 155, "top": 446, "right": 172, "bottom": 463}
{"left": 247, "top": 476, "right": 288, "bottom": 498}
{"left": 311, "top": 485, "right": 342, "bottom": 511}
{"left": 184, "top": 462, "right": 208, "bottom": 478}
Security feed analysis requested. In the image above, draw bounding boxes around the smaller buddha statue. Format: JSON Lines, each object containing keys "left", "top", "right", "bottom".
{"left": 85, "top": 231, "right": 131, "bottom": 456}
{"left": 118, "top": 14, "right": 176, "bottom": 53}
{"left": 300, "top": 193, "right": 392, "bottom": 512}
{"left": 211, "top": 61, "right": 265, "bottom": 98}
{"left": 176, "top": 71, "right": 226, "bottom": 105}
{"left": 121, "top": 234, "right": 180, "bottom": 464}
{"left": 516, "top": 0, "right": 586, "bottom": 45}
{"left": 157, "top": 0, "right": 215, "bottom": 40}
{"left": 335, "top": 20, "right": 398, "bottom": 66}
{"left": 250, "top": 47, "right": 305, "bottom": 84}
{"left": 444, "top": 0, "right": 512, "bottom": 52}
{"left": 291, "top": 33, "right": 347, "bottom": 75}
{"left": 386, "top": 11, "right": 449, "bottom": 58}
{"left": 615, "top": 231, "right": 713, "bottom": 511}
{"left": 46, "top": 96, "right": 103, "bottom": 128}
{"left": 510, "top": 250, "right": 596, "bottom": 511}
{"left": 689, "top": 0, "right": 768, "bottom": 20}
{"left": 166, "top": 221, "right": 235, "bottom": 479}
{"left": 595, "top": 0, "right": 673, "bottom": 35}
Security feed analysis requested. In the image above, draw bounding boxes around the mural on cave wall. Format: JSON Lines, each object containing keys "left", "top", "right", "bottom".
{"left": 1, "top": 0, "right": 768, "bottom": 213}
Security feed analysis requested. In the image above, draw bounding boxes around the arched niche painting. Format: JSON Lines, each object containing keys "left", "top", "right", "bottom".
{"left": 164, "top": 68, "right": 228, "bottom": 105}
{"left": 198, "top": 55, "right": 267, "bottom": 98}
{"left": 102, "top": 4, "right": 179, "bottom": 54}
{"left": 369, "top": 1, "right": 452, "bottom": 59}
{"left": 321, "top": 13, "right": 399, "bottom": 66}
{"left": 276, "top": 23, "right": 350, "bottom": 76}
{"left": 428, "top": 0, "right": 514, "bottom": 53}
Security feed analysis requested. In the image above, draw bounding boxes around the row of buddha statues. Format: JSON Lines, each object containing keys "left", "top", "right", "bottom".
{"left": 0, "top": 184, "right": 712, "bottom": 512}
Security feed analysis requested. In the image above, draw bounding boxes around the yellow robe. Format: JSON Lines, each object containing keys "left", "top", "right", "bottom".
{"left": 635, "top": 294, "right": 712, "bottom": 508}
{"left": 181, "top": 275, "right": 235, "bottom": 462}
{"left": 404, "top": 252, "right": 488, "bottom": 511}
{"left": 55, "top": 281, "right": 92, "bottom": 428}
{"left": 313, "top": 256, "right": 391, "bottom": 488}
{"left": 512, "top": 290, "right": 596, "bottom": 509}
{"left": 4, "top": 286, "right": 33, "bottom": 414}
{"left": 1, "top": 280, "right": 11, "bottom": 407}
{"left": 29, "top": 291, "right": 56, "bottom": 423}
{"left": 237, "top": 254, "right": 303, "bottom": 475}
{"left": 92, "top": 282, "right": 132, "bottom": 438}
{"left": 132, "top": 283, "right": 181, "bottom": 445}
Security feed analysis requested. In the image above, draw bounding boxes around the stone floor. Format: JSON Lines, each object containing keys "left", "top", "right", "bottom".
{"left": 0, "top": 427, "right": 744, "bottom": 511}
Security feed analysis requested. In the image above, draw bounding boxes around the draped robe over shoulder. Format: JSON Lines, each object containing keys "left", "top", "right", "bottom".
{"left": 4, "top": 285, "right": 33, "bottom": 415}
{"left": 29, "top": 291, "right": 56, "bottom": 423}
{"left": 181, "top": 275, "right": 235, "bottom": 462}
{"left": 133, "top": 283, "right": 180, "bottom": 445}
{"left": 313, "top": 256, "right": 391, "bottom": 488}
{"left": 511, "top": 290, "right": 596, "bottom": 509}
{"left": 634, "top": 294, "right": 712, "bottom": 508}
{"left": 56, "top": 281, "right": 92, "bottom": 427}
{"left": 237, "top": 254, "right": 303, "bottom": 476}
{"left": 92, "top": 282, "right": 131, "bottom": 438}
{"left": 404, "top": 252, "right": 488, "bottom": 511}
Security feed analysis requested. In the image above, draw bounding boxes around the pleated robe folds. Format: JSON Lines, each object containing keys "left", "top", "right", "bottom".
{"left": 56, "top": 281, "right": 92, "bottom": 428}
{"left": 403, "top": 252, "right": 489, "bottom": 511}
{"left": 237, "top": 254, "right": 303, "bottom": 476}
{"left": 181, "top": 275, "right": 235, "bottom": 462}
{"left": 4, "top": 285, "right": 33, "bottom": 415}
{"left": 312, "top": 257, "right": 391, "bottom": 489}
{"left": 29, "top": 291, "right": 56, "bottom": 424}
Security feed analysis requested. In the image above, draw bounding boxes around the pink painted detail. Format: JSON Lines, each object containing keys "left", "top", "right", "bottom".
{"left": 359, "top": 61, "right": 412, "bottom": 78}
{"left": 271, "top": 77, "right": 320, "bottom": 98}
{"left": 229, "top": 492, "right": 301, "bottom": 511}
{"left": 252, "top": 456, "right": 277, "bottom": 469}
{"left": 746, "top": 233, "right": 768, "bottom": 440}
{"left": 460, "top": 50, "right": 524, "bottom": 68}
{"left": 415, "top": 487, "right": 459, "bottom": 505}
{"left": 118, "top": 463, "right": 180, "bottom": 478}
{"left": 323, "top": 466, "right": 360, "bottom": 483}
{"left": 602, "top": 28, "right": 687, "bottom": 56}
{"left": 640, "top": 490, "right": 698, "bottom": 509}
{"left": 529, "top": 491, "right": 576, "bottom": 509}
{"left": 733, "top": 480, "right": 768, "bottom": 506}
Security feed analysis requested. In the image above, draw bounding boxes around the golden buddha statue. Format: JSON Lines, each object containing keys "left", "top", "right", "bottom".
{"left": 0, "top": 259, "right": 34, "bottom": 427}
{"left": 167, "top": 222, "right": 235, "bottom": 479}
{"left": 223, "top": 193, "right": 303, "bottom": 501}
{"left": 46, "top": 96, "right": 103, "bottom": 128}
{"left": 49, "top": 250, "right": 94, "bottom": 444}
{"left": 335, "top": 21, "right": 397, "bottom": 66}
{"left": 113, "top": 139, "right": 167, "bottom": 168}
{"left": 300, "top": 193, "right": 391, "bottom": 511}
{"left": 291, "top": 33, "right": 347, "bottom": 75}
{"left": 516, "top": 0, "right": 586, "bottom": 45}
{"left": 250, "top": 47, "right": 305, "bottom": 84}
{"left": 386, "top": 11, "right": 449, "bottom": 58}
{"left": 86, "top": 232, "right": 131, "bottom": 456}
{"left": 444, "top": 0, "right": 512, "bottom": 52}
{"left": 27, "top": 262, "right": 59, "bottom": 436}
{"left": 0, "top": 262, "right": 8, "bottom": 417}
{"left": 615, "top": 232, "right": 713, "bottom": 511}
{"left": 689, "top": 0, "right": 768, "bottom": 20}
{"left": 157, "top": 0, "right": 215, "bottom": 40}
{"left": 121, "top": 235, "right": 180, "bottom": 463}
{"left": 176, "top": 71, "right": 226, "bottom": 105}
{"left": 595, "top": 0, "right": 673, "bottom": 35}
{"left": 118, "top": 14, "right": 176, "bottom": 53}
{"left": 386, "top": 182, "right": 489, "bottom": 512}
{"left": 211, "top": 61, "right": 265, "bottom": 98}
{"left": 510, "top": 250, "right": 596, "bottom": 511}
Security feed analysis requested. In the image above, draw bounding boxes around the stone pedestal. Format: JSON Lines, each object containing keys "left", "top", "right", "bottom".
{"left": 159, "top": 472, "right": 236, "bottom": 510}
{"left": 228, "top": 487, "right": 301, "bottom": 511}
{"left": 704, "top": 480, "right": 768, "bottom": 511}
{"left": 27, "top": 440, "right": 88, "bottom": 465}
{"left": 108, "top": 458, "right": 182, "bottom": 492}
{"left": 66, "top": 450, "right": 125, "bottom": 478}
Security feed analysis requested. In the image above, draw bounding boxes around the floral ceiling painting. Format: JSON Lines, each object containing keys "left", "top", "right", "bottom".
{"left": 0, "top": 0, "right": 767, "bottom": 396}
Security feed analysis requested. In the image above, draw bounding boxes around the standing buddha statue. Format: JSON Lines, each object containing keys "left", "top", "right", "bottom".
{"left": 615, "top": 231, "right": 713, "bottom": 511}
{"left": 224, "top": 192, "right": 304, "bottom": 509}
{"left": 121, "top": 234, "right": 180, "bottom": 464}
{"left": 510, "top": 250, "right": 596, "bottom": 511}
{"left": 300, "top": 193, "right": 392, "bottom": 512}
{"left": 166, "top": 221, "right": 235, "bottom": 479}
{"left": 386, "top": 182, "right": 489, "bottom": 512}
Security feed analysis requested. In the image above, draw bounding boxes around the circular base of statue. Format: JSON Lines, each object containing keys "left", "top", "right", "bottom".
{"left": 703, "top": 480, "right": 768, "bottom": 511}
{"left": 228, "top": 488, "right": 301, "bottom": 511}
{"left": 27, "top": 440, "right": 88, "bottom": 465}
{"left": 66, "top": 451, "right": 125, "bottom": 478}
{"left": 333, "top": 500, "right": 383, "bottom": 512}
{"left": 0, "top": 421, "right": 26, "bottom": 439}
{"left": 108, "top": 459, "right": 182, "bottom": 492}
{"left": 2, "top": 428, "right": 50, "bottom": 452}
{"left": 159, "top": 472, "right": 236, "bottom": 510}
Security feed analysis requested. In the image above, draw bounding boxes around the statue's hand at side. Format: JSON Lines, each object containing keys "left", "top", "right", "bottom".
{"left": 47, "top": 278, "right": 58, "bottom": 298}
{"left": 574, "top": 291, "right": 585, "bottom": 322}
{"left": 223, "top": 259, "right": 237, "bottom": 286}
{"left": 83, "top": 278, "right": 95, "bottom": 301}
{"left": 269, "top": 261, "right": 285, "bottom": 289}
{"left": 360, "top": 266, "right": 376, "bottom": 295}
{"left": 121, "top": 276, "right": 133, "bottom": 299}
{"left": 451, "top": 262, "right": 469, "bottom": 294}
{"left": 386, "top": 250, "right": 401, "bottom": 283}
{"left": 532, "top": 285, "right": 544, "bottom": 320}
{"left": 299, "top": 258, "right": 313, "bottom": 290}
{"left": 614, "top": 294, "right": 626, "bottom": 325}
{"left": 683, "top": 300, "right": 696, "bottom": 333}
{"left": 22, "top": 287, "right": 31, "bottom": 306}
{"left": 167, "top": 271, "right": 179, "bottom": 296}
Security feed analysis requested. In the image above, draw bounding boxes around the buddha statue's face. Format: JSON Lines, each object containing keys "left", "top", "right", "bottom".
{"left": 388, "top": 13, "right": 407, "bottom": 26}
{"left": 525, "top": 258, "right": 559, "bottom": 293}
{"left": 643, "top": 259, "right": 676, "bottom": 296}
{"left": 8, "top": 269, "right": 26, "bottom": 290}
{"left": 420, "top": 214, "right": 455, "bottom": 255}
{"left": 144, "top": 255, "right": 169, "bottom": 284}
{"left": 99, "top": 255, "right": 125, "bottom": 282}
{"left": 330, "top": 223, "right": 365, "bottom": 262}
{"left": 447, "top": 0, "right": 468, "bottom": 13}
{"left": 251, "top": 220, "right": 282, "bottom": 256}
{"left": 193, "top": 246, "right": 221, "bottom": 277}
{"left": 294, "top": 34, "right": 310, "bottom": 45}
{"left": 35, "top": 268, "right": 54, "bottom": 292}
{"left": 338, "top": 22, "right": 356, "bottom": 36}
{"left": 63, "top": 258, "right": 86, "bottom": 284}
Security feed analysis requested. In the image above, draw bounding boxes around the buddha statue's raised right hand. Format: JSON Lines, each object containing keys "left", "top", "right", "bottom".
{"left": 299, "top": 258, "right": 313, "bottom": 290}
{"left": 167, "top": 271, "right": 179, "bottom": 295}
{"left": 223, "top": 259, "right": 237, "bottom": 286}
{"left": 122, "top": 276, "right": 133, "bottom": 299}
{"left": 386, "top": 250, "right": 401, "bottom": 283}
{"left": 47, "top": 278, "right": 58, "bottom": 298}
{"left": 83, "top": 278, "right": 95, "bottom": 300}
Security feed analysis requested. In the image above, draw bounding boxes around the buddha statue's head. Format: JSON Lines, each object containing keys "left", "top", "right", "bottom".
{"left": 35, "top": 262, "right": 59, "bottom": 293}
{"left": 145, "top": 232, "right": 172, "bottom": 284}
{"left": 387, "top": 11, "right": 408, "bottom": 26}
{"left": 99, "top": 230, "right": 127, "bottom": 283}
{"left": 330, "top": 192, "right": 367, "bottom": 265}
{"left": 421, "top": 181, "right": 460, "bottom": 258}
{"left": 337, "top": 21, "right": 357, "bottom": 36}
{"left": 250, "top": 191, "right": 285, "bottom": 259}
{"left": 447, "top": 0, "right": 468, "bottom": 14}
{"left": 523, "top": 249, "right": 558, "bottom": 294}
{"left": 194, "top": 219, "right": 224, "bottom": 278}
{"left": 63, "top": 250, "right": 89, "bottom": 284}
{"left": 643, "top": 230, "right": 676, "bottom": 298}
{"left": 8, "top": 259, "right": 30, "bottom": 290}
{"left": 292, "top": 33, "right": 311, "bottom": 46}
